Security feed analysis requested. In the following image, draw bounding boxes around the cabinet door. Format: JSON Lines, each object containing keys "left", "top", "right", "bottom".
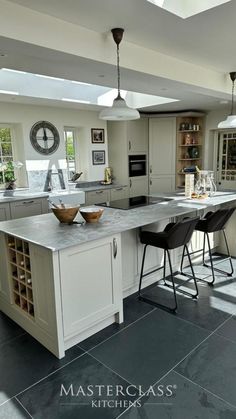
{"left": 59, "top": 235, "right": 122, "bottom": 337}
{"left": 129, "top": 177, "right": 148, "bottom": 197}
{"left": 0, "top": 203, "right": 11, "bottom": 221}
{"left": 85, "top": 189, "right": 110, "bottom": 205}
{"left": 10, "top": 198, "right": 47, "bottom": 219}
{"left": 149, "top": 118, "right": 176, "bottom": 176}
{"left": 110, "top": 186, "right": 128, "bottom": 201}
{"left": 149, "top": 176, "right": 175, "bottom": 193}
{"left": 127, "top": 119, "right": 148, "bottom": 153}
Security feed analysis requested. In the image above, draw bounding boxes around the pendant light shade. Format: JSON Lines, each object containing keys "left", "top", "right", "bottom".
{"left": 99, "top": 28, "right": 140, "bottom": 121}
{"left": 218, "top": 72, "right": 236, "bottom": 128}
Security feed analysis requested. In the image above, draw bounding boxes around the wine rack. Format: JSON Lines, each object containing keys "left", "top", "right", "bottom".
{"left": 6, "top": 235, "right": 35, "bottom": 319}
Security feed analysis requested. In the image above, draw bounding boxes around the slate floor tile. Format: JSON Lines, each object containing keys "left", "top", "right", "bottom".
{"left": 90, "top": 309, "right": 209, "bottom": 390}
{"left": 216, "top": 316, "right": 236, "bottom": 343}
{"left": 0, "top": 312, "right": 25, "bottom": 346}
{"left": 175, "top": 333, "right": 236, "bottom": 407}
{"left": 120, "top": 370, "right": 236, "bottom": 419}
{"left": 79, "top": 294, "right": 155, "bottom": 351}
{"left": 0, "top": 398, "right": 31, "bottom": 418}
{"left": 17, "top": 353, "right": 140, "bottom": 419}
{"left": 0, "top": 333, "right": 84, "bottom": 405}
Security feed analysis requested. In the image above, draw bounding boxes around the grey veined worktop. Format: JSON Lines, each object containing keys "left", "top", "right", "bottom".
{"left": 0, "top": 191, "right": 236, "bottom": 252}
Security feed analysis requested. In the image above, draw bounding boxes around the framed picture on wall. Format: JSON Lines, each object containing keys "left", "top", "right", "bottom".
{"left": 91, "top": 128, "right": 105, "bottom": 143}
{"left": 92, "top": 150, "right": 105, "bottom": 165}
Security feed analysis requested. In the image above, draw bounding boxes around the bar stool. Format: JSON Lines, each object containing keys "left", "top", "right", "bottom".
{"left": 138, "top": 217, "right": 199, "bottom": 313}
{"left": 180, "top": 208, "right": 235, "bottom": 285}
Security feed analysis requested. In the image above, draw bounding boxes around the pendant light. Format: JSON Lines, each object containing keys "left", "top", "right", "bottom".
{"left": 99, "top": 28, "right": 140, "bottom": 121}
{"left": 218, "top": 72, "right": 236, "bottom": 128}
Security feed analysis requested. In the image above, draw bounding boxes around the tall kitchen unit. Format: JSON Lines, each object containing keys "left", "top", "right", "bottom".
{"left": 107, "top": 119, "right": 149, "bottom": 197}
{"left": 149, "top": 117, "right": 176, "bottom": 193}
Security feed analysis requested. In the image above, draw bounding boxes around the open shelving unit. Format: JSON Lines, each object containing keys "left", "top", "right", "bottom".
{"left": 176, "top": 116, "right": 205, "bottom": 189}
{"left": 6, "top": 235, "right": 34, "bottom": 318}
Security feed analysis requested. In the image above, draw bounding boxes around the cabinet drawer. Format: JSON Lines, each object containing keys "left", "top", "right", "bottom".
{"left": 110, "top": 186, "right": 128, "bottom": 201}
{"left": 10, "top": 198, "right": 47, "bottom": 219}
{"left": 85, "top": 190, "right": 110, "bottom": 205}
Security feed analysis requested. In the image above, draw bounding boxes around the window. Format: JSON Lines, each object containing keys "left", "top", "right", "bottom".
{"left": 64, "top": 129, "right": 77, "bottom": 180}
{"left": 0, "top": 127, "right": 15, "bottom": 186}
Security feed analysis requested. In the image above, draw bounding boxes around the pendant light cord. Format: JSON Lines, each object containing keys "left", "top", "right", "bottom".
{"left": 231, "top": 78, "right": 235, "bottom": 115}
{"left": 117, "top": 43, "right": 121, "bottom": 98}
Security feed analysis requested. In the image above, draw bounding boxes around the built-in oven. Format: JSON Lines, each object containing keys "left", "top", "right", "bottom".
{"left": 128, "top": 155, "right": 147, "bottom": 177}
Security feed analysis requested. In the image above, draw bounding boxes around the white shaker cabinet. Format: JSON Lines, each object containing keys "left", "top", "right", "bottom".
{"left": 0, "top": 202, "right": 11, "bottom": 221}
{"left": 108, "top": 119, "right": 148, "bottom": 197}
{"left": 149, "top": 117, "right": 176, "bottom": 193}
{"left": 129, "top": 177, "right": 149, "bottom": 197}
{"left": 110, "top": 186, "right": 129, "bottom": 201}
{"left": 10, "top": 198, "right": 49, "bottom": 219}
{"left": 127, "top": 119, "right": 149, "bottom": 153}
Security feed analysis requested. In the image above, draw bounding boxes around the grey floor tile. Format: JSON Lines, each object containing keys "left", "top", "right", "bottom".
{"left": 17, "top": 353, "right": 140, "bottom": 419}
{"left": 0, "top": 333, "right": 84, "bottom": 404}
{"left": 120, "top": 370, "right": 236, "bottom": 419}
{"left": 0, "top": 398, "right": 31, "bottom": 418}
{"left": 175, "top": 333, "right": 236, "bottom": 407}
{"left": 79, "top": 294, "right": 155, "bottom": 351}
{"left": 90, "top": 309, "right": 209, "bottom": 390}
{"left": 0, "top": 312, "right": 25, "bottom": 346}
{"left": 216, "top": 316, "right": 236, "bottom": 343}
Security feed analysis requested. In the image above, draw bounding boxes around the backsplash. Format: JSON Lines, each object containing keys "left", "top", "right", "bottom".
{"left": 27, "top": 169, "right": 68, "bottom": 191}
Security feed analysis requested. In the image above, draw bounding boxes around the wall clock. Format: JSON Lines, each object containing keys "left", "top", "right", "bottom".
{"left": 30, "top": 121, "right": 60, "bottom": 155}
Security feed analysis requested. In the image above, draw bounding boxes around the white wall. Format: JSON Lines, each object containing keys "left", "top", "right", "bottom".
{"left": 0, "top": 101, "right": 108, "bottom": 187}
{"left": 204, "top": 109, "right": 228, "bottom": 169}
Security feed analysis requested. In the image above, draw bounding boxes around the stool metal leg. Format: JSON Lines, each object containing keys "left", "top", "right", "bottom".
{"left": 139, "top": 247, "right": 178, "bottom": 313}
{"left": 203, "top": 230, "right": 234, "bottom": 277}
{"left": 138, "top": 244, "right": 147, "bottom": 296}
{"left": 185, "top": 245, "right": 199, "bottom": 298}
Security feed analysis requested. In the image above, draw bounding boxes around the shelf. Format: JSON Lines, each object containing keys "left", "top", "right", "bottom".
{"left": 6, "top": 235, "right": 35, "bottom": 319}
{"left": 178, "top": 144, "right": 202, "bottom": 147}
{"left": 178, "top": 130, "right": 201, "bottom": 133}
{"left": 178, "top": 158, "right": 201, "bottom": 161}
{"left": 178, "top": 172, "right": 197, "bottom": 175}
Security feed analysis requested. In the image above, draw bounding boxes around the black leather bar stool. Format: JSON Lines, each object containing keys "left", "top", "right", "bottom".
{"left": 138, "top": 217, "right": 199, "bottom": 313}
{"left": 180, "top": 208, "right": 235, "bottom": 285}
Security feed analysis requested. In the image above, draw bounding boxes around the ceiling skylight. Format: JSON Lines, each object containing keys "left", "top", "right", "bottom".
{"left": 146, "top": 0, "right": 231, "bottom": 19}
{"left": 0, "top": 68, "right": 179, "bottom": 109}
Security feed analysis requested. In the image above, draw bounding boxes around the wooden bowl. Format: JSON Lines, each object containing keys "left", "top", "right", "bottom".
{"left": 51, "top": 206, "right": 80, "bottom": 223}
{"left": 79, "top": 207, "right": 104, "bottom": 223}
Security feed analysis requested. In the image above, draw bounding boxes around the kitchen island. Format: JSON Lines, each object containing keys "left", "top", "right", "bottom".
{"left": 0, "top": 192, "right": 236, "bottom": 358}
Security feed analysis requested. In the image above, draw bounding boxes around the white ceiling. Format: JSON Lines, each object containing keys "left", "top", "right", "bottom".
{"left": 6, "top": 0, "right": 236, "bottom": 72}
{"left": 0, "top": 0, "right": 234, "bottom": 113}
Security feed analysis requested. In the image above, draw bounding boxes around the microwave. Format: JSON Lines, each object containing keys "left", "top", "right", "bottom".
{"left": 129, "top": 155, "right": 147, "bottom": 177}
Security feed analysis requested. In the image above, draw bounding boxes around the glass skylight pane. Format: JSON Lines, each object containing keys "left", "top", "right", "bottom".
{"left": 146, "top": 0, "right": 231, "bottom": 19}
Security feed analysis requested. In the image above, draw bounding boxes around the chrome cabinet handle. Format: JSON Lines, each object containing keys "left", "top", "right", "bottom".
{"left": 115, "top": 187, "right": 123, "bottom": 191}
{"left": 113, "top": 238, "right": 117, "bottom": 259}
{"left": 130, "top": 179, "right": 132, "bottom": 188}
{"left": 129, "top": 141, "right": 131, "bottom": 151}
{"left": 22, "top": 200, "right": 34, "bottom": 204}
{"left": 150, "top": 179, "right": 152, "bottom": 186}
{"left": 96, "top": 190, "right": 104, "bottom": 194}
{"left": 150, "top": 165, "right": 152, "bottom": 174}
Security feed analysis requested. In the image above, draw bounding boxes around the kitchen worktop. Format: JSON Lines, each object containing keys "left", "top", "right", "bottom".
{"left": 0, "top": 189, "right": 85, "bottom": 203}
{"left": 73, "top": 182, "right": 127, "bottom": 192}
{"left": 1, "top": 191, "right": 235, "bottom": 251}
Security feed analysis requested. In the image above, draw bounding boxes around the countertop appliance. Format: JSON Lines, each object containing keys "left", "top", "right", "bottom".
{"left": 97, "top": 195, "right": 172, "bottom": 210}
{"left": 128, "top": 155, "right": 146, "bottom": 177}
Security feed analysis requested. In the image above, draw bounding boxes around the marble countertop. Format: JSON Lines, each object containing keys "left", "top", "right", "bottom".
{"left": 74, "top": 183, "right": 127, "bottom": 192}
{"left": 1, "top": 191, "right": 236, "bottom": 252}
{"left": 0, "top": 189, "right": 85, "bottom": 203}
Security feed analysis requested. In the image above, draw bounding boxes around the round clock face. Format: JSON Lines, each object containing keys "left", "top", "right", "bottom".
{"left": 30, "top": 121, "right": 60, "bottom": 155}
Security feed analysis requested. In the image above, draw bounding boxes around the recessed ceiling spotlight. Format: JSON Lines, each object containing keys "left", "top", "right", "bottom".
{"left": 98, "top": 75, "right": 105, "bottom": 78}
{"left": 0, "top": 52, "right": 7, "bottom": 57}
